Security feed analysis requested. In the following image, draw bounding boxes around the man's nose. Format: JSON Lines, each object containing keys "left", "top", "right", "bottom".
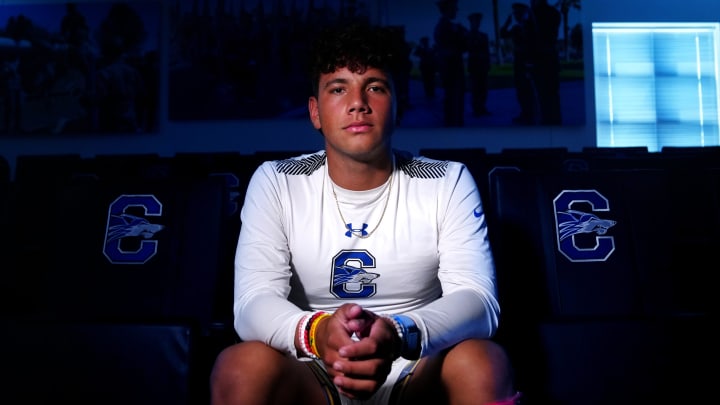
{"left": 348, "top": 91, "right": 370, "bottom": 113}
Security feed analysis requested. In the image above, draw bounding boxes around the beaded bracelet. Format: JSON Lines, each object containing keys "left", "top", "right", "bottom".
{"left": 383, "top": 316, "right": 404, "bottom": 359}
{"left": 297, "top": 311, "right": 329, "bottom": 359}
{"left": 308, "top": 312, "right": 331, "bottom": 357}
{"left": 297, "top": 313, "right": 316, "bottom": 359}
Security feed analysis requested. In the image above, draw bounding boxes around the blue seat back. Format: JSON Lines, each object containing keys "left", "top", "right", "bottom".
{"left": 488, "top": 166, "right": 714, "bottom": 403}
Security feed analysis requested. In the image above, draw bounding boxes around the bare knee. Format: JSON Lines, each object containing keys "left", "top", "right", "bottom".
{"left": 210, "top": 341, "right": 291, "bottom": 405}
{"left": 212, "top": 341, "right": 277, "bottom": 382}
{"left": 443, "top": 339, "right": 516, "bottom": 401}
{"left": 400, "top": 339, "right": 517, "bottom": 405}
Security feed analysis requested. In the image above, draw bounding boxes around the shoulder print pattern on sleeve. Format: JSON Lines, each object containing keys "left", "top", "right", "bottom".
{"left": 273, "top": 152, "right": 326, "bottom": 176}
{"left": 397, "top": 153, "right": 448, "bottom": 179}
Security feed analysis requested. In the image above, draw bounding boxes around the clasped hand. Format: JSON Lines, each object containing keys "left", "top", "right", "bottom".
{"left": 316, "top": 303, "right": 399, "bottom": 400}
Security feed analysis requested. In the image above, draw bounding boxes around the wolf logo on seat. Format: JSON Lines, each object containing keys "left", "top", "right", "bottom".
{"left": 557, "top": 210, "right": 616, "bottom": 241}
{"left": 553, "top": 190, "right": 616, "bottom": 262}
{"left": 107, "top": 213, "right": 164, "bottom": 242}
{"left": 104, "top": 194, "right": 164, "bottom": 264}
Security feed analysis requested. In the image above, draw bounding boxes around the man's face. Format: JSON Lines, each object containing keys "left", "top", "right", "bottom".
{"left": 308, "top": 66, "right": 396, "bottom": 161}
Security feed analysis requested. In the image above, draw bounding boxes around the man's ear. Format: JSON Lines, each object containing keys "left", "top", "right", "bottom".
{"left": 308, "top": 96, "right": 321, "bottom": 130}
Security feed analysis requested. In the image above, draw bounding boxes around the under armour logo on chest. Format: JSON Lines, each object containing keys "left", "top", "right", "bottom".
{"left": 344, "top": 223, "right": 368, "bottom": 238}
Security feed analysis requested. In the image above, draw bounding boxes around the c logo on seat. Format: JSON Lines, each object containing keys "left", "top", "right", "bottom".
{"left": 103, "top": 194, "right": 164, "bottom": 264}
{"left": 553, "top": 190, "right": 616, "bottom": 262}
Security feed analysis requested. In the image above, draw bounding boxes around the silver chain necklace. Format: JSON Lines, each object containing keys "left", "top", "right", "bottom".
{"left": 331, "top": 168, "right": 394, "bottom": 239}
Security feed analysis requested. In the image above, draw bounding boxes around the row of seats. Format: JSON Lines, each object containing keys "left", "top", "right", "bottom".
{"left": 0, "top": 151, "right": 294, "bottom": 404}
{"left": 428, "top": 147, "right": 720, "bottom": 405}
{"left": 486, "top": 167, "right": 715, "bottom": 404}
{"left": 424, "top": 147, "right": 718, "bottom": 404}
{"left": 1, "top": 147, "right": 717, "bottom": 404}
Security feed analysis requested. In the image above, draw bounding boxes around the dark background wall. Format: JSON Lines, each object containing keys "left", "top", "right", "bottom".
{"left": 1, "top": 0, "right": 719, "bottom": 177}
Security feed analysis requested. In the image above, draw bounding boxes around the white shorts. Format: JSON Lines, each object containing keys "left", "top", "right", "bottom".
{"left": 303, "top": 356, "right": 419, "bottom": 405}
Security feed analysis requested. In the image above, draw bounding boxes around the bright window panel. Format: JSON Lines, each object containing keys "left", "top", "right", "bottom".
{"left": 592, "top": 23, "right": 720, "bottom": 151}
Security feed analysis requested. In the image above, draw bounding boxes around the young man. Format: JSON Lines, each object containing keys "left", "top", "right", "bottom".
{"left": 210, "top": 22, "right": 520, "bottom": 405}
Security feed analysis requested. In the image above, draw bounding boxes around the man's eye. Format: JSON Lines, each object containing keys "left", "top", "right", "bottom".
{"left": 368, "top": 85, "right": 386, "bottom": 93}
{"left": 330, "top": 87, "right": 345, "bottom": 94}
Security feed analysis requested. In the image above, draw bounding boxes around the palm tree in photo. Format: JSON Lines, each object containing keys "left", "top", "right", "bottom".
{"left": 554, "top": 0, "right": 581, "bottom": 61}
{"left": 491, "top": 0, "right": 502, "bottom": 64}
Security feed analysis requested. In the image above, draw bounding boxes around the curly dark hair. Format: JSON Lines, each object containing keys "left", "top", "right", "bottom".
{"left": 307, "top": 22, "right": 402, "bottom": 97}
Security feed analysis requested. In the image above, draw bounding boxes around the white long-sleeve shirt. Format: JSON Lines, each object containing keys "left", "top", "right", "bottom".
{"left": 233, "top": 149, "right": 500, "bottom": 358}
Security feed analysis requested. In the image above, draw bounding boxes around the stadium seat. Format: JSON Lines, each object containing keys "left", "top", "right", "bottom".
{"left": 580, "top": 146, "right": 659, "bottom": 170}
{"left": 488, "top": 167, "right": 713, "bottom": 404}
{"left": 172, "top": 151, "right": 257, "bottom": 324}
{"left": 1, "top": 320, "right": 197, "bottom": 405}
{"left": 5, "top": 153, "right": 240, "bottom": 403}
{"left": 11, "top": 164, "right": 228, "bottom": 324}
{"left": 660, "top": 145, "right": 720, "bottom": 169}
{"left": 489, "top": 168, "right": 664, "bottom": 320}
{"left": 5, "top": 154, "right": 95, "bottom": 310}
{"left": 490, "top": 147, "right": 576, "bottom": 171}
{"left": 418, "top": 147, "right": 489, "bottom": 206}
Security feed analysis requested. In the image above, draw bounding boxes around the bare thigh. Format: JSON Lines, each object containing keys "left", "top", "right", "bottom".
{"left": 211, "top": 341, "right": 329, "bottom": 405}
{"left": 395, "top": 339, "right": 515, "bottom": 405}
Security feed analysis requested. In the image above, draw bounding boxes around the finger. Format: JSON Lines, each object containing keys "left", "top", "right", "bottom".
{"left": 345, "top": 303, "right": 365, "bottom": 319}
{"left": 347, "top": 309, "right": 379, "bottom": 336}
{"left": 333, "top": 356, "right": 392, "bottom": 381}
{"left": 333, "top": 374, "right": 381, "bottom": 400}
{"left": 338, "top": 335, "right": 381, "bottom": 359}
{"left": 333, "top": 369, "right": 387, "bottom": 400}
{"left": 326, "top": 317, "right": 356, "bottom": 350}
{"left": 346, "top": 317, "right": 372, "bottom": 335}
{"left": 335, "top": 303, "right": 364, "bottom": 322}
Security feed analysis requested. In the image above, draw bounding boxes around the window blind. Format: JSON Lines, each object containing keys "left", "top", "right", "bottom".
{"left": 592, "top": 23, "right": 720, "bottom": 151}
